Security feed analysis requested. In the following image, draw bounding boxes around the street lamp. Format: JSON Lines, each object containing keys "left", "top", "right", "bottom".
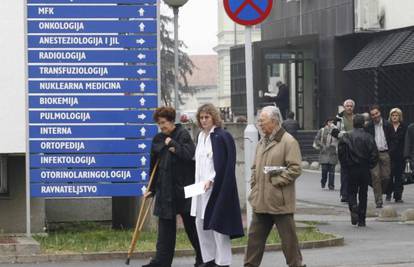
{"left": 163, "top": 0, "right": 188, "bottom": 118}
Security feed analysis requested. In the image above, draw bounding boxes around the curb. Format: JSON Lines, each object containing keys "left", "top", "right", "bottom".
{"left": 0, "top": 235, "right": 344, "bottom": 264}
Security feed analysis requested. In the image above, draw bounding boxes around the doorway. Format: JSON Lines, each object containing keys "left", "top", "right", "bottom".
{"left": 258, "top": 51, "right": 317, "bottom": 129}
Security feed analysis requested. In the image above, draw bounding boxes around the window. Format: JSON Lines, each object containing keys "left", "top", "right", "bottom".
{"left": 0, "top": 156, "right": 7, "bottom": 195}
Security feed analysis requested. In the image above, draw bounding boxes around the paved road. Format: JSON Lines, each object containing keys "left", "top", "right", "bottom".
{"left": 1, "top": 171, "right": 413, "bottom": 267}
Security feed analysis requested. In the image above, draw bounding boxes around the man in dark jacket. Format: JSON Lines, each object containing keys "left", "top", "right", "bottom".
{"left": 404, "top": 123, "right": 414, "bottom": 165}
{"left": 338, "top": 114, "right": 378, "bottom": 227}
{"left": 365, "top": 105, "right": 393, "bottom": 208}
{"left": 144, "top": 107, "right": 202, "bottom": 267}
{"left": 282, "top": 111, "right": 300, "bottom": 137}
{"left": 275, "top": 81, "right": 289, "bottom": 120}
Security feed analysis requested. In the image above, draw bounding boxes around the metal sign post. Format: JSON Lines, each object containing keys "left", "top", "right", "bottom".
{"left": 223, "top": 0, "right": 273, "bottom": 229}
{"left": 243, "top": 26, "right": 257, "bottom": 228}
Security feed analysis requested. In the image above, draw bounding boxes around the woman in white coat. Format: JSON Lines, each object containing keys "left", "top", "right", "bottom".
{"left": 191, "top": 103, "right": 243, "bottom": 267}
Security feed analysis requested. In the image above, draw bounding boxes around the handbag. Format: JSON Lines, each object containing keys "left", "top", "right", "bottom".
{"left": 402, "top": 160, "right": 413, "bottom": 185}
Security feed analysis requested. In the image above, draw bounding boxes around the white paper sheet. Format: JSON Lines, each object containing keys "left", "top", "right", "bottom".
{"left": 184, "top": 182, "right": 206, "bottom": 199}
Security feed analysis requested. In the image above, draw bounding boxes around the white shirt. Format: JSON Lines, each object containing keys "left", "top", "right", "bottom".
{"left": 190, "top": 127, "right": 216, "bottom": 219}
{"left": 374, "top": 118, "right": 388, "bottom": 151}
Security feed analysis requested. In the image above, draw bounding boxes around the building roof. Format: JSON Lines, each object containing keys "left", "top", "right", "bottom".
{"left": 186, "top": 55, "right": 218, "bottom": 87}
{"left": 383, "top": 31, "right": 414, "bottom": 67}
{"left": 343, "top": 30, "right": 411, "bottom": 71}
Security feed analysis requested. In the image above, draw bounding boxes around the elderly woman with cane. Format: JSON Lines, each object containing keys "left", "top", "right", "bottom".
{"left": 191, "top": 103, "right": 244, "bottom": 267}
{"left": 142, "top": 106, "right": 203, "bottom": 267}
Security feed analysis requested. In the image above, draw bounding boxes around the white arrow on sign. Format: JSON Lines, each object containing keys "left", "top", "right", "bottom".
{"left": 140, "top": 127, "right": 146, "bottom": 136}
{"left": 137, "top": 68, "right": 146, "bottom": 75}
{"left": 141, "top": 171, "right": 147, "bottom": 180}
{"left": 139, "top": 22, "right": 145, "bottom": 32}
{"left": 141, "top": 185, "right": 147, "bottom": 195}
{"left": 137, "top": 113, "right": 146, "bottom": 120}
{"left": 138, "top": 143, "right": 147, "bottom": 150}
{"left": 136, "top": 38, "right": 146, "bottom": 45}
{"left": 137, "top": 53, "right": 146, "bottom": 60}
{"left": 138, "top": 8, "right": 145, "bottom": 16}
{"left": 139, "top": 82, "right": 146, "bottom": 91}
{"left": 140, "top": 156, "right": 147, "bottom": 166}
{"left": 139, "top": 97, "right": 146, "bottom": 106}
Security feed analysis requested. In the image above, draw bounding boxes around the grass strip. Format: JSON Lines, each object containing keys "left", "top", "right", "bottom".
{"left": 34, "top": 222, "right": 335, "bottom": 254}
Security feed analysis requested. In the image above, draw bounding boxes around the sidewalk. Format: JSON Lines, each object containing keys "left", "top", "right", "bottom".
{"left": 1, "top": 171, "right": 413, "bottom": 267}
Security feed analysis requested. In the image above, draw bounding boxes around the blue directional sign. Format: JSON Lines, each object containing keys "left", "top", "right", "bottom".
{"left": 28, "top": 35, "right": 157, "bottom": 49}
{"left": 29, "top": 50, "right": 157, "bottom": 63}
{"left": 31, "top": 154, "right": 150, "bottom": 168}
{"left": 31, "top": 168, "right": 150, "bottom": 183}
{"left": 29, "top": 65, "right": 157, "bottom": 78}
{"left": 28, "top": 6, "right": 156, "bottom": 19}
{"left": 30, "top": 125, "right": 158, "bottom": 138}
{"left": 30, "top": 140, "right": 152, "bottom": 153}
{"left": 29, "top": 110, "right": 155, "bottom": 124}
{"left": 31, "top": 183, "right": 148, "bottom": 198}
{"left": 28, "top": 0, "right": 156, "bottom": 3}
{"left": 28, "top": 21, "right": 156, "bottom": 34}
{"left": 29, "top": 95, "right": 157, "bottom": 109}
{"left": 29, "top": 80, "right": 157, "bottom": 94}
{"left": 27, "top": 0, "right": 159, "bottom": 198}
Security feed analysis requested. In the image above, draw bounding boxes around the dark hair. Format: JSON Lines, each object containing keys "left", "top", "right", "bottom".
{"left": 369, "top": 104, "right": 381, "bottom": 113}
{"left": 287, "top": 111, "right": 295, "bottom": 119}
{"left": 353, "top": 114, "right": 365, "bottom": 128}
{"left": 325, "top": 117, "right": 335, "bottom": 125}
{"left": 153, "top": 106, "right": 176, "bottom": 122}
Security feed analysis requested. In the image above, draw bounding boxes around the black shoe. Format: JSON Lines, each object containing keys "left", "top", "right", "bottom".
{"left": 321, "top": 183, "right": 326, "bottom": 189}
{"left": 142, "top": 262, "right": 162, "bottom": 267}
{"left": 358, "top": 221, "right": 366, "bottom": 227}
{"left": 385, "top": 195, "right": 391, "bottom": 201}
{"left": 350, "top": 211, "right": 359, "bottom": 225}
{"left": 395, "top": 199, "right": 404, "bottom": 203}
{"left": 328, "top": 186, "right": 334, "bottom": 191}
{"left": 341, "top": 198, "right": 348, "bottom": 203}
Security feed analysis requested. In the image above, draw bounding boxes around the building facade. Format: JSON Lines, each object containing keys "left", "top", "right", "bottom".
{"left": 214, "top": 0, "right": 261, "bottom": 108}
{"left": 230, "top": 0, "right": 414, "bottom": 128}
{"left": 180, "top": 55, "right": 219, "bottom": 117}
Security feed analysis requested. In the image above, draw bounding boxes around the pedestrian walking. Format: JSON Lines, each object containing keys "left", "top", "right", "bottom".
{"left": 386, "top": 108, "right": 407, "bottom": 203}
{"left": 244, "top": 106, "right": 306, "bottom": 267}
{"left": 338, "top": 114, "right": 378, "bottom": 227}
{"left": 143, "top": 107, "right": 203, "bottom": 267}
{"left": 191, "top": 103, "right": 244, "bottom": 267}
{"left": 333, "top": 99, "right": 355, "bottom": 203}
{"left": 282, "top": 111, "right": 300, "bottom": 137}
{"left": 314, "top": 118, "right": 338, "bottom": 190}
{"left": 403, "top": 123, "right": 414, "bottom": 183}
{"left": 365, "top": 104, "right": 393, "bottom": 208}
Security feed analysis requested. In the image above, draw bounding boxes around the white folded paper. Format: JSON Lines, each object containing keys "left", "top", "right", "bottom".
{"left": 184, "top": 182, "right": 206, "bottom": 199}
{"left": 263, "top": 166, "right": 286, "bottom": 174}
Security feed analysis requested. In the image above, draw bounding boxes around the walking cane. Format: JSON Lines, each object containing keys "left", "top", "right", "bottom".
{"left": 125, "top": 159, "right": 159, "bottom": 265}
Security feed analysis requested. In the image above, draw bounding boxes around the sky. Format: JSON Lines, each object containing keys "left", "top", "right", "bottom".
{"left": 161, "top": 1, "right": 218, "bottom": 55}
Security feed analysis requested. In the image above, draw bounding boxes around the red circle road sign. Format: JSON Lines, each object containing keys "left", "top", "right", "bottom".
{"left": 223, "top": 0, "right": 273, "bottom": 26}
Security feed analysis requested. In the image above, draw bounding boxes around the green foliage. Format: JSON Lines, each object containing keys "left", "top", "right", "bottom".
{"left": 160, "top": 15, "right": 195, "bottom": 106}
{"left": 33, "top": 222, "right": 334, "bottom": 254}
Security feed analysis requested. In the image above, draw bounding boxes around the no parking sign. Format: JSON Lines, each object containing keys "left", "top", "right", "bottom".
{"left": 223, "top": 0, "right": 273, "bottom": 26}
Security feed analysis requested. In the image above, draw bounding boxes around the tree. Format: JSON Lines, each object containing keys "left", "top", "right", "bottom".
{"left": 160, "top": 14, "right": 195, "bottom": 106}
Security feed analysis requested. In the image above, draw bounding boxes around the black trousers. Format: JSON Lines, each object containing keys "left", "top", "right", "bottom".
{"left": 347, "top": 166, "right": 370, "bottom": 224}
{"left": 340, "top": 167, "right": 349, "bottom": 200}
{"left": 386, "top": 159, "right": 404, "bottom": 200}
{"left": 321, "top": 164, "right": 336, "bottom": 189}
{"left": 152, "top": 213, "right": 202, "bottom": 267}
